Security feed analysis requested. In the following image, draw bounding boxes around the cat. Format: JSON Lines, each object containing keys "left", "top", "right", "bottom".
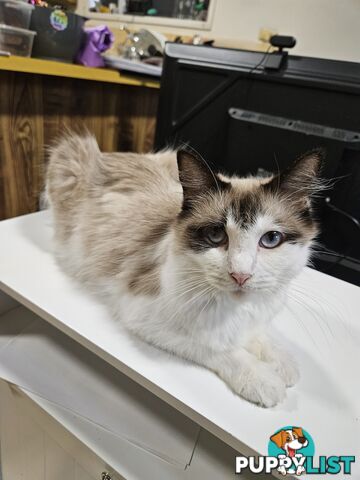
{"left": 46, "top": 134, "right": 323, "bottom": 407}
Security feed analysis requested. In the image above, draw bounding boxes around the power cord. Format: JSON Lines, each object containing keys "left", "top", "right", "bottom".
{"left": 172, "top": 46, "right": 272, "bottom": 133}
{"left": 315, "top": 197, "right": 360, "bottom": 274}
{"left": 243, "top": 46, "right": 272, "bottom": 110}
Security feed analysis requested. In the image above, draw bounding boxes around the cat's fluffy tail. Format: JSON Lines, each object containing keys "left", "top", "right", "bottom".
{"left": 46, "top": 133, "right": 101, "bottom": 211}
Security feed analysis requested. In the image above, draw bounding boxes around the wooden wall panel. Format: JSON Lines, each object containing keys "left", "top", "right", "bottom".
{"left": 116, "top": 84, "right": 159, "bottom": 153}
{"left": 0, "top": 71, "right": 44, "bottom": 219}
{"left": 0, "top": 71, "right": 159, "bottom": 220}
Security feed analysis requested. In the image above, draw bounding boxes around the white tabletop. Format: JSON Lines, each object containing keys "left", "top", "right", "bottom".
{"left": 0, "top": 211, "right": 359, "bottom": 476}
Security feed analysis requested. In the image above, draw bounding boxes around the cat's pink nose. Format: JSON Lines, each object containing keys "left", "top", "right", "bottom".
{"left": 230, "top": 272, "right": 252, "bottom": 286}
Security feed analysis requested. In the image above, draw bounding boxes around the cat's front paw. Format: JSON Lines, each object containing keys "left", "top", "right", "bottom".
{"left": 272, "top": 351, "right": 300, "bottom": 387}
{"left": 230, "top": 363, "right": 286, "bottom": 408}
{"left": 246, "top": 336, "right": 300, "bottom": 387}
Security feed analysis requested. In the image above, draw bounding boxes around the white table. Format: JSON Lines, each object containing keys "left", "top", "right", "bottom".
{"left": 0, "top": 211, "right": 359, "bottom": 479}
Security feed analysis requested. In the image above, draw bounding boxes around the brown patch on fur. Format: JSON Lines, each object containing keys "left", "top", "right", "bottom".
{"left": 259, "top": 187, "right": 318, "bottom": 245}
{"left": 185, "top": 222, "right": 228, "bottom": 252}
{"left": 177, "top": 149, "right": 229, "bottom": 215}
{"left": 265, "top": 149, "right": 324, "bottom": 209}
{"left": 140, "top": 221, "right": 170, "bottom": 246}
{"left": 126, "top": 222, "right": 169, "bottom": 294}
{"left": 127, "top": 258, "right": 161, "bottom": 295}
{"left": 230, "top": 192, "right": 260, "bottom": 226}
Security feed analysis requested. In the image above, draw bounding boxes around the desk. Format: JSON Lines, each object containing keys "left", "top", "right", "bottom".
{"left": 0, "top": 211, "right": 359, "bottom": 479}
{"left": 0, "top": 56, "right": 160, "bottom": 220}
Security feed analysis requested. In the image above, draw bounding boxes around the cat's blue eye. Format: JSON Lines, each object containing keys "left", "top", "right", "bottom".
{"left": 259, "top": 231, "right": 284, "bottom": 249}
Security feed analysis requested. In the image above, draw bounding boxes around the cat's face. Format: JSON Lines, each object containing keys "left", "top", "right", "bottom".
{"left": 174, "top": 150, "right": 323, "bottom": 296}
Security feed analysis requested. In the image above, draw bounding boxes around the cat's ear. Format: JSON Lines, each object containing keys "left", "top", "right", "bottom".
{"left": 177, "top": 149, "right": 228, "bottom": 212}
{"left": 267, "top": 149, "right": 325, "bottom": 202}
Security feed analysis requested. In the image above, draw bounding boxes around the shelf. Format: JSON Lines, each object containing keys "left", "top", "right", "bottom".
{"left": 0, "top": 55, "right": 160, "bottom": 88}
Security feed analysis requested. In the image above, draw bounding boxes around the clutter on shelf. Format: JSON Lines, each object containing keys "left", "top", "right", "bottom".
{"left": 0, "top": 0, "right": 35, "bottom": 56}
{"left": 0, "top": 0, "right": 211, "bottom": 75}
{"left": 30, "top": 6, "right": 86, "bottom": 62}
{"left": 77, "top": 25, "right": 114, "bottom": 67}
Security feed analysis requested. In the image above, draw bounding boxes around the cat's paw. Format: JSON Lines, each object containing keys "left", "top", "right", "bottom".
{"left": 271, "top": 351, "right": 300, "bottom": 387}
{"left": 229, "top": 363, "right": 286, "bottom": 408}
{"left": 246, "top": 335, "right": 300, "bottom": 387}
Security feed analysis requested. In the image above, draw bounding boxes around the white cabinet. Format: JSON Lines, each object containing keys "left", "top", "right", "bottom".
{"left": 0, "top": 380, "right": 123, "bottom": 480}
{"left": 0, "top": 211, "right": 359, "bottom": 480}
{"left": 0, "top": 377, "right": 258, "bottom": 480}
{"left": 0, "top": 306, "right": 200, "bottom": 471}
{"left": 0, "top": 304, "right": 248, "bottom": 480}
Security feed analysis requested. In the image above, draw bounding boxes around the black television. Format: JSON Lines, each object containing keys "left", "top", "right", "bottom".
{"left": 155, "top": 43, "right": 360, "bottom": 286}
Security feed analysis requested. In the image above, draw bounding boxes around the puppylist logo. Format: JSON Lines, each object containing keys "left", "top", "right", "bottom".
{"left": 269, "top": 426, "right": 313, "bottom": 476}
{"left": 236, "top": 426, "right": 355, "bottom": 476}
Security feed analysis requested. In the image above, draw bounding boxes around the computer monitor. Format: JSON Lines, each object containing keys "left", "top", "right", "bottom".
{"left": 155, "top": 43, "right": 360, "bottom": 285}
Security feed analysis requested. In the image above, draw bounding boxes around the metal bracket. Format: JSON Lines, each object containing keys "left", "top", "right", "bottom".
{"left": 228, "top": 108, "right": 360, "bottom": 145}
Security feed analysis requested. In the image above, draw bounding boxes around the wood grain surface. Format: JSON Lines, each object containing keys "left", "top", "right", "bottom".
{"left": 0, "top": 70, "right": 159, "bottom": 219}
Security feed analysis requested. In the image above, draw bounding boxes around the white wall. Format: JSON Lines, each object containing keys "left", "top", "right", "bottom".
{"left": 209, "top": 0, "right": 360, "bottom": 62}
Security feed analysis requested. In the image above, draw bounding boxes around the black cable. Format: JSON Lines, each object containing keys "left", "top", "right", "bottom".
{"left": 243, "top": 45, "right": 272, "bottom": 110}
{"left": 325, "top": 197, "right": 360, "bottom": 229}
{"left": 172, "top": 46, "right": 272, "bottom": 132}
{"left": 316, "top": 197, "right": 360, "bottom": 274}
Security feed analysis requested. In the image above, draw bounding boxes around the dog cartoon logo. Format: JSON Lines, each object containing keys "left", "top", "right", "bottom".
{"left": 269, "top": 426, "right": 312, "bottom": 476}
{"left": 236, "top": 427, "right": 354, "bottom": 476}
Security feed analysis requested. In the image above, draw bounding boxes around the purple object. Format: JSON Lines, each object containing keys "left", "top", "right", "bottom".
{"left": 76, "top": 25, "right": 114, "bottom": 67}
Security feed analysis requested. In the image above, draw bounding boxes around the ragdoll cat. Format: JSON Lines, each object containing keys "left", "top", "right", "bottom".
{"left": 46, "top": 134, "right": 322, "bottom": 407}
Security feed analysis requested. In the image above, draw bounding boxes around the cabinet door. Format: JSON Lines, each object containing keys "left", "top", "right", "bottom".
{"left": 0, "top": 306, "right": 200, "bottom": 468}
{"left": 0, "top": 380, "right": 123, "bottom": 480}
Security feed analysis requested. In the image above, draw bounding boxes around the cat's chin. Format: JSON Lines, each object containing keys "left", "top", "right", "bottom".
{"left": 227, "top": 285, "right": 274, "bottom": 298}
{"left": 229, "top": 287, "right": 248, "bottom": 297}
{"left": 209, "top": 278, "right": 276, "bottom": 296}
{"left": 223, "top": 287, "right": 256, "bottom": 300}
{"left": 210, "top": 284, "right": 250, "bottom": 297}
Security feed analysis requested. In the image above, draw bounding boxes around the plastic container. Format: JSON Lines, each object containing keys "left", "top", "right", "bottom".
{"left": 0, "top": 24, "right": 36, "bottom": 56}
{"left": 0, "top": 0, "right": 34, "bottom": 29}
{"left": 30, "top": 6, "right": 85, "bottom": 63}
